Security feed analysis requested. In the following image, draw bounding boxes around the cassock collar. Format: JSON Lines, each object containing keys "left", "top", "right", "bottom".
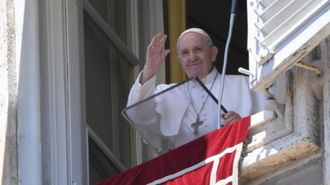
{"left": 200, "top": 67, "right": 218, "bottom": 84}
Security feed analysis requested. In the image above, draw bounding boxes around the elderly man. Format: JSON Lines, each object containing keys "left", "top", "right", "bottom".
{"left": 127, "top": 28, "right": 265, "bottom": 152}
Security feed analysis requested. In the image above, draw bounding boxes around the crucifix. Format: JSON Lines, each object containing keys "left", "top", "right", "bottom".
{"left": 191, "top": 116, "right": 204, "bottom": 135}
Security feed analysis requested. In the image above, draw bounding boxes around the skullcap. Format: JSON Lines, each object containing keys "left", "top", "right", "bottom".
{"left": 177, "top": 28, "right": 212, "bottom": 43}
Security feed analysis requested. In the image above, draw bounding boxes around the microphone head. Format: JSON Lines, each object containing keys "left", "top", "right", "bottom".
{"left": 231, "top": 0, "right": 238, "bottom": 14}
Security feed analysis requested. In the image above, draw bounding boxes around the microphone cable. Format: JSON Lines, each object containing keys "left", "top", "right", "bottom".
{"left": 217, "top": 0, "right": 238, "bottom": 129}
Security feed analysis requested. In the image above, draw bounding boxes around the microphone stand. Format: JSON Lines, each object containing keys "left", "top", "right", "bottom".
{"left": 217, "top": 0, "right": 238, "bottom": 129}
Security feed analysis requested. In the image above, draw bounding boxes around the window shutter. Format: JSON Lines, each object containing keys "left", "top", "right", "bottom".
{"left": 246, "top": 0, "right": 330, "bottom": 95}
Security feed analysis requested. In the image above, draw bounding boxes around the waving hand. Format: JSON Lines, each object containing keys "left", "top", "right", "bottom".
{"left": 140, "top": 33, "right": 170, "bottom": 84}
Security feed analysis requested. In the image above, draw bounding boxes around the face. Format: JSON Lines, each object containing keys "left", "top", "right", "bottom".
{"left": 177, "top": 32, "right": 218, "bottom": 79}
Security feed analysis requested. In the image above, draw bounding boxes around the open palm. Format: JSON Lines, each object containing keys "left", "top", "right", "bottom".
{"left": 142, "top": 33, "right": 170, "bottom": 83}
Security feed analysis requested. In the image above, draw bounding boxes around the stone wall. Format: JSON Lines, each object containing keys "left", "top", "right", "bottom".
{"left": 242, "top": 37, "right": 330, "bottom": 185}
{"left": 0, "top": 0, "right": 18, "bottom": 184}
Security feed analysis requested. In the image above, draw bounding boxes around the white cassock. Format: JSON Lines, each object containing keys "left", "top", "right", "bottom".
{"left": 127, "top": 68, "right": 266, "bottom": 153}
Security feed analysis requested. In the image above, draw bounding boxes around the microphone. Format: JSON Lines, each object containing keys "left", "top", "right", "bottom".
{"left": 217, "top": 0, "right": 239, "bottom": 129}
{"left": 231, "top": 0, "right": 238, "bottom": 14}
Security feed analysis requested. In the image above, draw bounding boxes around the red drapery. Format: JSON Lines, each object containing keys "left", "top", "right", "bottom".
{"left": 96, "top": 116, "right": 250, "bottom": 185}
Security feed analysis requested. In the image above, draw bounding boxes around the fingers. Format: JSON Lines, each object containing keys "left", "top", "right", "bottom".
{"left": 142, "top": 33, "right": 170, "bottom": 84}
{"left": 146, "top": 33, "right": 170, "bottom": 64}
{"left": 149, "top": 33, "right": 167, "bottom": 51}
{"left": 160, "top": 49, "right": 170, "bottom": 60}
{"left": 221, "top": 111, "right": 241, "bottom": 126}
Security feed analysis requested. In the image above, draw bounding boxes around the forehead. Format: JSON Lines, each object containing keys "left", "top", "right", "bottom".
{"left": 178, "top": 33, "right": 207, "bottom": 49}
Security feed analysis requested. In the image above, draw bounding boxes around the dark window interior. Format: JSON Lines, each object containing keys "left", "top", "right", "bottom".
{"left": 186, "top": 0, "right": 248, "bottom": 75}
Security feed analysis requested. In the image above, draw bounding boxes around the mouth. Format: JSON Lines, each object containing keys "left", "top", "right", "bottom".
{"left": 188, "top": 62, "right": 202, "bottom": 67}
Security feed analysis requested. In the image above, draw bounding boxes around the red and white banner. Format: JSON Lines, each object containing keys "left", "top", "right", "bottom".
{"left": 96, "top": 116, "right": 250, "bottom": 185}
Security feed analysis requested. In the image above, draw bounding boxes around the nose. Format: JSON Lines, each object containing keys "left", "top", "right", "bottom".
{"left": 188, "top": 52, "right": 197, "bottom": 61}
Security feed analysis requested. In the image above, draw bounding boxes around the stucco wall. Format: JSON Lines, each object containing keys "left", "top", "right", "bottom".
{"left": 0, "top": 0, "right": 18, "bottom": 184}
{"left": 260, "top": 158, "right": 323, "bottom": 185}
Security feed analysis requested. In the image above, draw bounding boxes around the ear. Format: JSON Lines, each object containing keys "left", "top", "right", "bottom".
{"left": 211, "top": 46, "right": 218, "bottom": 62}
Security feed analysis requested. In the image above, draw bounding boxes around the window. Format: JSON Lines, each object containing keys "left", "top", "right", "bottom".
{"left": 83, "top": 0, "right": 139, "bottom": 183}
{"left": 247, "top": 0, "right": 330, "bottom": 95}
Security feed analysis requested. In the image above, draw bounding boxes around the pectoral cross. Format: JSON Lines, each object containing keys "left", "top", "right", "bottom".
{"left": 191, "top": 116, "right": 204, "bottom": 135}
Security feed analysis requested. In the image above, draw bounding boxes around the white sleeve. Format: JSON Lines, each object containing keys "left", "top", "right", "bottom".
{"left": 125, "top": 71, "right": 169, "bottom": 153}
{"left": 127, "top": 71, "right": 157, "bottom": 107}
{"left": 222, "top": 75, "right": 267, "bottom": 117}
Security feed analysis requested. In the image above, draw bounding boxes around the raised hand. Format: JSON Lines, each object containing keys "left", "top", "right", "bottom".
{"left": 140, "top": 33, "right": 170, "bottom": 84}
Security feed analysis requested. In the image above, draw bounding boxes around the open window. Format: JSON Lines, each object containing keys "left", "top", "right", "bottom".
{"left": 246, "top": 0, "right": 330, "bottom": 96}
